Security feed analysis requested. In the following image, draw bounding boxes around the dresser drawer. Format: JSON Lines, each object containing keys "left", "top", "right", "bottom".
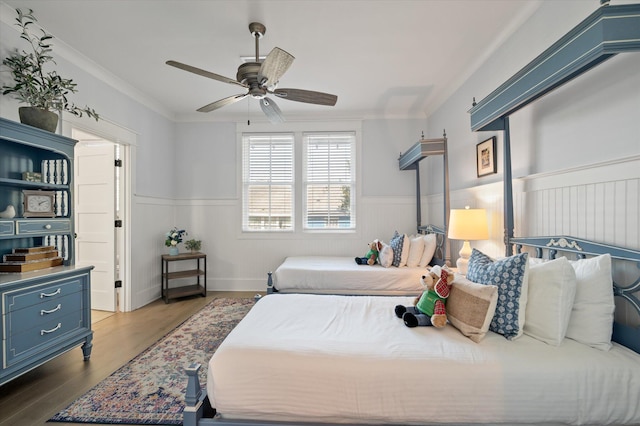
{"left": 15, "top": 219, "right": 71, "bottom": 235}
{"left": 3, "top": 277, "right": 84, "bottom": 313}
{"left": 3, "top": 309, "right": 87, "bottom": 367}
{"left": 0, "top": 220, "right": 14, "bottom": 237}
{"left": 5, "top": 291, "right": 83, "bottom": 336}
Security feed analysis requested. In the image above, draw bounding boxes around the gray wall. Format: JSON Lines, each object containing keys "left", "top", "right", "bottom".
{"left": 2, "top": 1, "right": 637, "bottom": 308}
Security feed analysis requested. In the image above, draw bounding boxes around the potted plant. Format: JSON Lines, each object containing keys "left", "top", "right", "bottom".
{"left": 1, "top": 8, "right": 99, "bottom": 132}
{"left": 185, "top": 239, "right": 202, "bottom": 253}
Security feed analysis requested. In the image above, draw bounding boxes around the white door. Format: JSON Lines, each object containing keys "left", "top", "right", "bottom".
{"left": 74, "top": 141, "right": 116, "bottom": 312}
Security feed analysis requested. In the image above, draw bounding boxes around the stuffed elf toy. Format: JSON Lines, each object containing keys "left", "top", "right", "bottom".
{"left": 395, "top": 265, "right": 453, "bottom": 328}
{"left": 355, "top": 240, "right": 381, "bottom": 265}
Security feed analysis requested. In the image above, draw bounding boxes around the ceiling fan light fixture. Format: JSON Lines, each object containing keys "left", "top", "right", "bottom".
{"left": 240, "top": 55, "right": 266, "bottom": 63}
{"left": 166, "top": 21, "right": 337, "bottom": 122}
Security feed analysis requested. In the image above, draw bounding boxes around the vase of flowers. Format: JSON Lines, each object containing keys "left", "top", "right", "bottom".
{"left": 165, "top": 227, "right": 187, "bottom": 255}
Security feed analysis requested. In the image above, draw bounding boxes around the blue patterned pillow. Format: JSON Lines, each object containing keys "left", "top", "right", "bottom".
{"left": 467, "top": 249, "right": 529, "bottom": 340}
{"left": 389, "top": 231, "right": 404, "bottom": 267}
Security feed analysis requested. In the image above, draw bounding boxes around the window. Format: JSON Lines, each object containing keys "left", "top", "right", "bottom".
{"left": 242, "top": 134, "right": 294, "bottom": 231}
{"left": 303, "top": 132, "right": 356, "bottom": 230}
{"left": 242, "top": 130, "right": 356, "bottom": 232}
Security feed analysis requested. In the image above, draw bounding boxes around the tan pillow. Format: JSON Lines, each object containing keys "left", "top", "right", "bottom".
{"left": 447, "top": 274, "right": 498, "bottom": 343}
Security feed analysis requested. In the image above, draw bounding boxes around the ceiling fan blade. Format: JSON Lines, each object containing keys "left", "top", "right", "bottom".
{"left": 197, "top": 93, "right": 249, "bottom": 113}
{"left": 259, "top": 97, "right": 285, "bottom": 123}
{"left": 166, "top": 60, "right": 247, "bottom": 88}
{"left": 258, "top": 47, "right": 295, "bottom": 87}
{"left": 272, "top": 88, "right": 337, "bottom": 106}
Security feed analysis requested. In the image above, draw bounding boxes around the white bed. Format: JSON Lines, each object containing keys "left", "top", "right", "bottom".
{"left": 268, "top": 229, "right": 444, "bottom": 295}
{"left": 184, "top": 235, "right": 640, "bottom": 426}
{"left": 207, "top": 293, "right": 640, "bottom": 425}
{"left": 270, "top": 256, "right": 427, "bottom": 295}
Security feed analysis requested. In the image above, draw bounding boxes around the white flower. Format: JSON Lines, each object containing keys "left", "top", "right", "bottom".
{"left": 171, "top": 232, "right": 178, "bottom": 238}
{"left": 171, "top": 240, "right": 177, "bottom": 246}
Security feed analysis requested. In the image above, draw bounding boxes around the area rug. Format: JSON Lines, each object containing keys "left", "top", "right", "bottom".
{"left": 49, "top": 297, "right": 255, "bottom": 425}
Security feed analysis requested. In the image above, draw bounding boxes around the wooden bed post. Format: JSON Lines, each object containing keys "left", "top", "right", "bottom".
{"left": 503, "top": 117, "right": 514, "bottom": 256}
{"left": 415, "top": 160, "right": 421, "bottom": 228}
{"left": 184, "top": 363, "right": 204, "bottom": 426}
{"left": 267, "top": 271, "right": 274, "bottom": 294}
{"left": 442, "top": 130, "right": 450, "bottom": 266}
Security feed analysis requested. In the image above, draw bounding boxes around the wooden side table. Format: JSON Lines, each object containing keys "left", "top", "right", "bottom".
{"left": 161, "top": 252, "right": 207, "bottom": 303}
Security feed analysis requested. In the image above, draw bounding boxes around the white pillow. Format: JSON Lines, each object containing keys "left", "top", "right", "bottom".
{"left": 399, "top": 233, "right": 411, "bottom": 267}
{"left": 565, "top": 254, "right": 614, "bottom": 351}
{"left": 405, "top": 234, "right": 425, "bottom": 267}
{"left": 524, "top": 257, "right": 577, "bottom": 346}
{"left": 419, "top": 234, "right": 437, "bottom": 267}
{"left": 378, "top": 242, "right": 393, "bottom": 268}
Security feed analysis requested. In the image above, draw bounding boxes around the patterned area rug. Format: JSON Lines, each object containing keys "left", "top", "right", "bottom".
{"left": 50, "top": 297, "right": 254, "bottom": 425}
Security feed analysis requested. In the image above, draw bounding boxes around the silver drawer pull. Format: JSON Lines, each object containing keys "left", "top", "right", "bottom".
{"left": 40, "top": 323, "right": 62, "bottom": 335}
{"left": 40, "top": 288, "right": 61, "bottom": 298}
{"left": 45, "top": 224, "right": 52, "bottom": 230}
{"left": 41, "top": 304, "right": 62, "bottom": 315}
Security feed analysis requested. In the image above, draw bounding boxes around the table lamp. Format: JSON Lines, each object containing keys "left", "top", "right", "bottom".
{"left": 447, "top": 207, "right": 488, "bottom": 274}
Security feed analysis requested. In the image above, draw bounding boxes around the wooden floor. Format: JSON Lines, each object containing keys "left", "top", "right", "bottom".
{"left": 0, "top": 291, "right": 257, "bottom": 426}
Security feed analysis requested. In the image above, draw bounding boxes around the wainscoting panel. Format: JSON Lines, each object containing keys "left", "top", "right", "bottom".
{"left": 131, "top": 195, "right": 176, "bottom": 309}
{"left": 517, "top": 175, "right": 639, "bottom": 250}
{"left": 515, "top": 158, "right": 639, "bottom": 327}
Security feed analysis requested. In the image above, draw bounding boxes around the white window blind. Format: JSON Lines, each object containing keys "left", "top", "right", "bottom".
{"left": 242, "top": 134, "right": 294, "bottom": 231}
{"left": 304, "top": 132, "right": 355, "bottom": 230}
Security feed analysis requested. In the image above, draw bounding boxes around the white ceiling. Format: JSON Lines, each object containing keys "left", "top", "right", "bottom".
{"left": 1, "top": 0, "right": 543, "bottom": 123}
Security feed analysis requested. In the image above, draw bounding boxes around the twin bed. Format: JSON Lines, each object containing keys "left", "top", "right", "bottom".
{"left": 267, "top": 256, "right": 428, "bottom": 295}
{"left": 184, "top": 235, "right": 640, "bottom": 426}
{"left": 267, "top": 228, "right": 444, "bottom": 296}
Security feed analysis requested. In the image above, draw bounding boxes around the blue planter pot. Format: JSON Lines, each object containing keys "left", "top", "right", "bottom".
{"left": 169, "top": 246, "right": 179, "bottom": 256}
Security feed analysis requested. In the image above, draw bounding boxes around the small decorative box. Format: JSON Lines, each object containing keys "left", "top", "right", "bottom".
{"left": 22, "top": 171, "right": 42, "bottom": 182}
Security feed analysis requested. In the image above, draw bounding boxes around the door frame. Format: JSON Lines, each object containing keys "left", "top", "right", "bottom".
{"left": 62, "top": 115, "right": 135, "bottom": 312}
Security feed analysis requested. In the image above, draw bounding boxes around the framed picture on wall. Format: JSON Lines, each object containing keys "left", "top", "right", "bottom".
{"left": 476, "top": 137, "right": 497, "bottom": 177}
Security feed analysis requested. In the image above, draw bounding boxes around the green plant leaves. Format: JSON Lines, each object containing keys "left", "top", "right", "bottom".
{"left": 1, "top": 8, "right": 99, "bottom": 121}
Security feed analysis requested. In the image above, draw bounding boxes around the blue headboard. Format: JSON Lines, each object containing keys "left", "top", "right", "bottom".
{"left": 511, "top": 235, "right": 640, "bottom": 354}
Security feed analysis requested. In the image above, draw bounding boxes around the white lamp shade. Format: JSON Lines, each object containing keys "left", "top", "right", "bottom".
{"left": 448, "top": 208, "right": 489, "bottom": 241}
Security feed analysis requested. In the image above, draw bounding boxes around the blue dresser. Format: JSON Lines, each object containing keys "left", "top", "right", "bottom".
{"left": 0, "top": 118, "right": 93, "bottom": 386}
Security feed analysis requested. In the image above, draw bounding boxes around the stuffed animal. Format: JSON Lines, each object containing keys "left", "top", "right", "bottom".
{"left": 395, "top": 265, "right": 454, "bottom": 328}
{"left": 355, "top": 239, "right": 381, "bottom": 265}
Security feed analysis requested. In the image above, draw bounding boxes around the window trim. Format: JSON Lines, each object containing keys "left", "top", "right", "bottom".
{"left": 237, "top": 121, "right": 362, "bottom": 238}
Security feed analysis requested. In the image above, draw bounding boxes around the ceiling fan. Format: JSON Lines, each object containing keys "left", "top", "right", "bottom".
{"left": 166, "top": 22, "right": 337, "bottom": 123}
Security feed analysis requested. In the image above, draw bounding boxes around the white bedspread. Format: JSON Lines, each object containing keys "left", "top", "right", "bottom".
{"left": 273, "top": 256, "right": 426, "bottom": 294}
{"left": 208, "top": 294, "right": 640, "bottom": 425}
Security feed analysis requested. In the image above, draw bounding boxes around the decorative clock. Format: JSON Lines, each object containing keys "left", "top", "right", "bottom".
{"left": 22, "top": 190, "right": 56, "bottom": 218}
